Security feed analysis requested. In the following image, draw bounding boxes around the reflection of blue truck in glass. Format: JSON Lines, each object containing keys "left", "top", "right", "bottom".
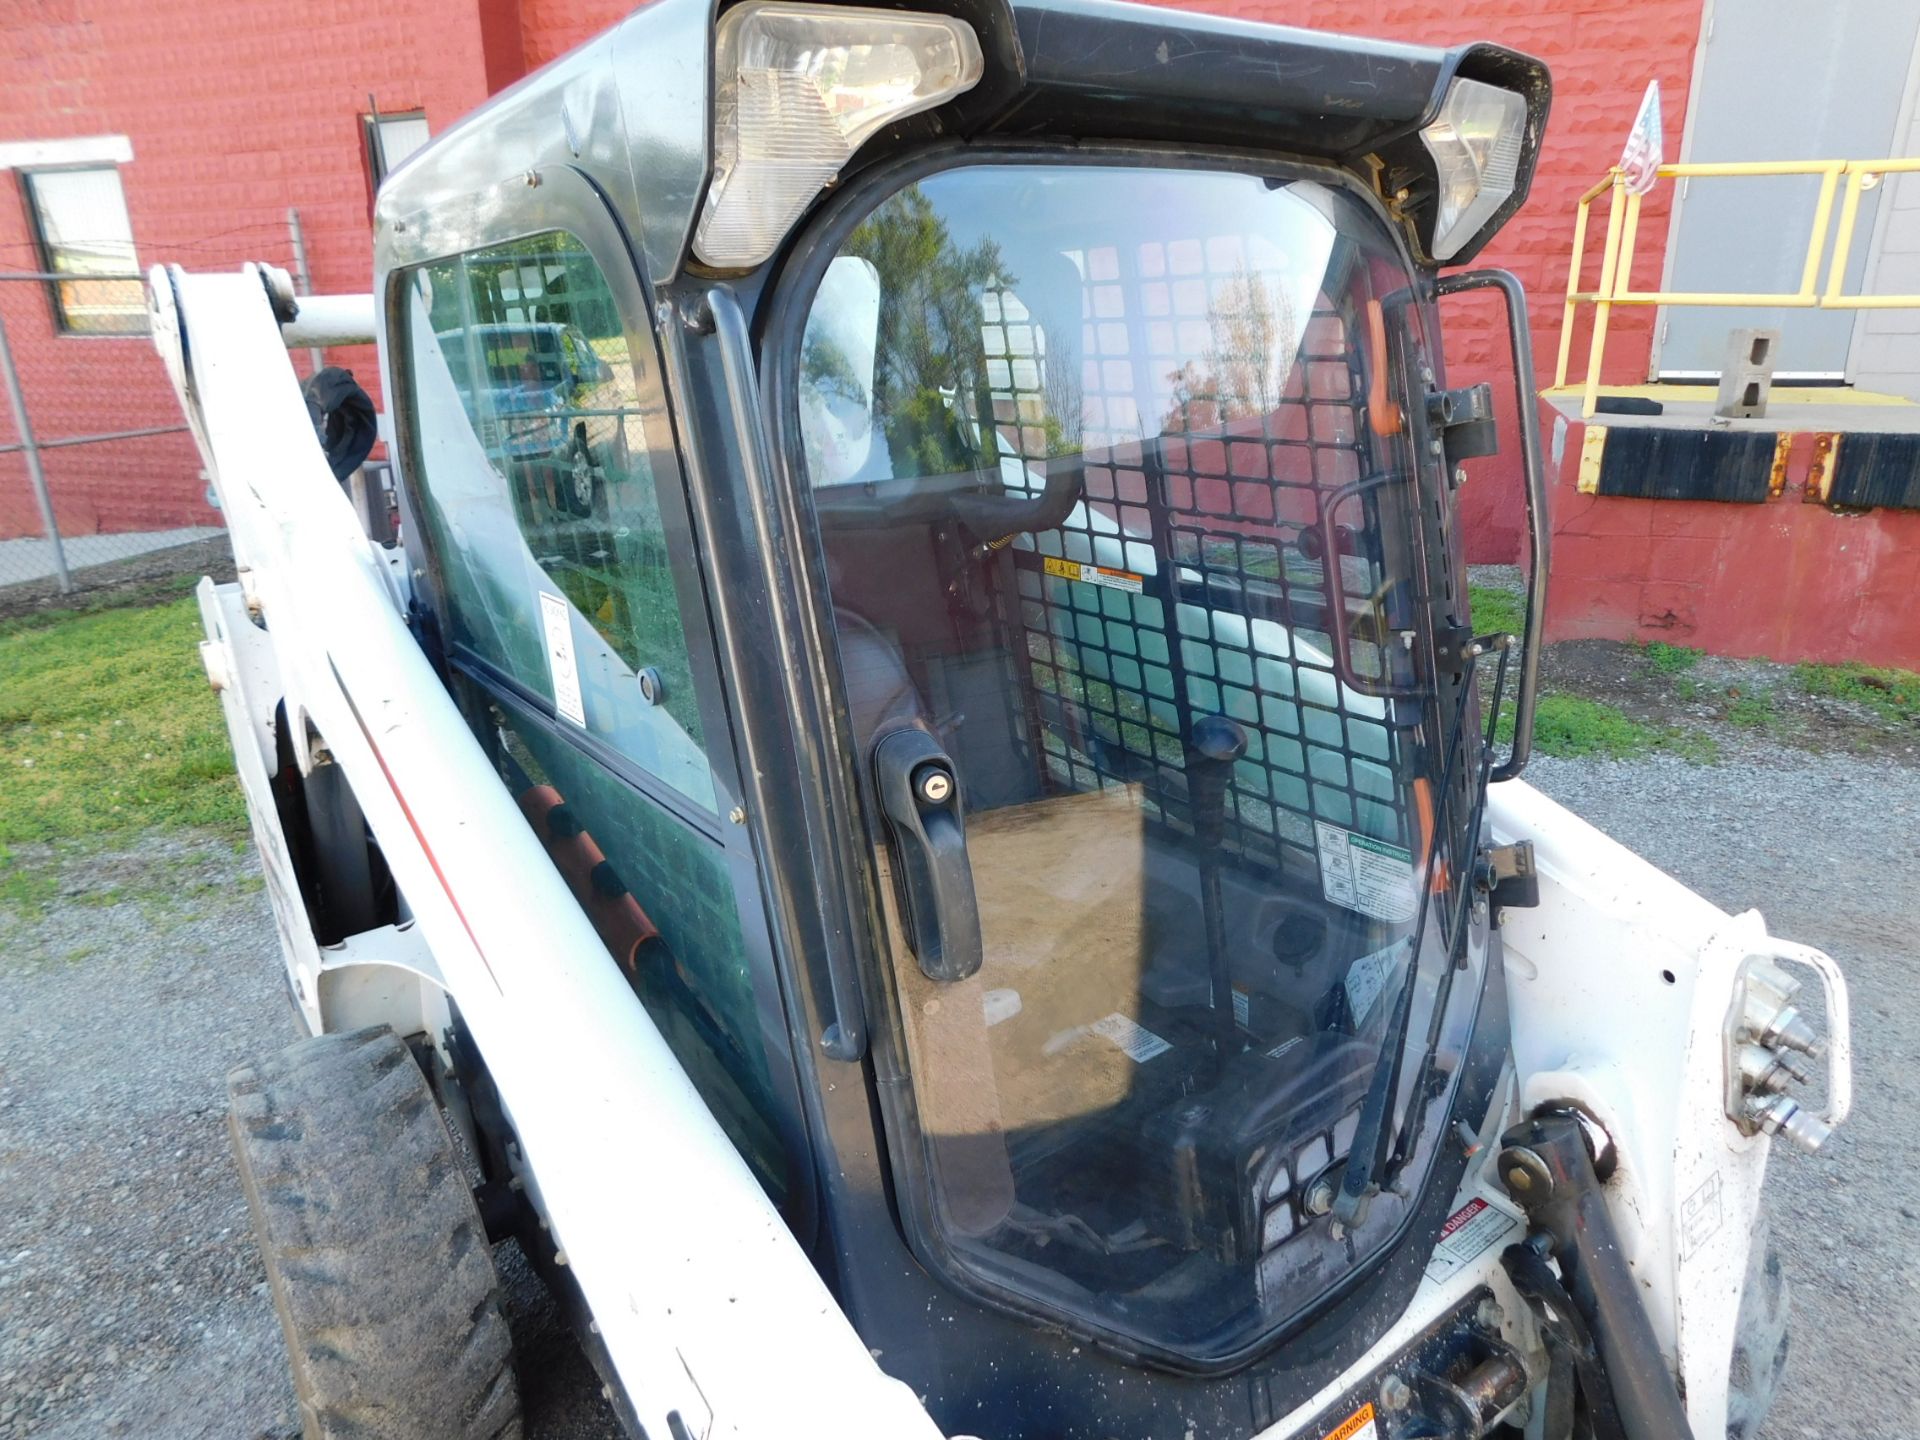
{"left": 439, "top": 320, "right": 629, "bottom": 515}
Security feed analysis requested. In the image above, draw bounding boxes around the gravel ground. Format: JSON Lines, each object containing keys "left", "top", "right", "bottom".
{"left": 1522, "top": 752, "right": 1920, "bottom": 1439}
{"left": 0, "top": 752, "right": 1914, "bottom": 1438}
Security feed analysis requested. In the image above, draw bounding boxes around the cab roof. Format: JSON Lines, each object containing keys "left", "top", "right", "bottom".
{"left": 374, "top": 0, "right": 1549, "bottom": 284}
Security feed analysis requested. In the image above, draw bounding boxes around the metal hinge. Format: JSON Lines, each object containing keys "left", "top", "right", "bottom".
{"left": 1425, "top": 383, "right": 1499, "bottom": 470}
{"left": 1477, "top": 841, "right": 1540, "bottom": 914}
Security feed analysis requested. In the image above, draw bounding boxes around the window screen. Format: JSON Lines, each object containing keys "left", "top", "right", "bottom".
{"left": 366, "top": 112, "right": 431, "bottom": 189}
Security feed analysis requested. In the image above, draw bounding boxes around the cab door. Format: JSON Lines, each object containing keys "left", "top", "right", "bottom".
{"left": 772, "top": 158, "right": 1460, "bottom": 1365}
{"left": 384, "top": 166, "right": 814, "bottom": 1216}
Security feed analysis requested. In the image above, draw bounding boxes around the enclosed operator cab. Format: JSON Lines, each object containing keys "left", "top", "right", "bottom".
{"left": 361, "top": 0, "right": 1691, "bottom": 1433}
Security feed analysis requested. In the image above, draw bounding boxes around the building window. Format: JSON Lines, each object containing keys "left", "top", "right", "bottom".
{"left": 363, "top": 111, "right": 431, "bottom": 190}
{"left": 23, "top": 167, "right": 145, "bottom": 336}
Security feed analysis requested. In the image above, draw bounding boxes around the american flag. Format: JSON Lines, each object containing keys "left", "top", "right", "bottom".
{"left": 1620, "top": 80, "right": 1665, "bottom": 195}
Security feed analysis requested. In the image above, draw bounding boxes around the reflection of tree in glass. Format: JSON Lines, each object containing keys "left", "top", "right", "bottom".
{"left": 837, "top": 185, "right": 1011, "bottom": 477}
{"left": 1161, "top": 266, "right": 1299, "bottom": 435}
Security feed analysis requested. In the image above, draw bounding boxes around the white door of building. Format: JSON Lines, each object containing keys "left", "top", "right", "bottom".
{"left": 1654, "top": 0, "right": 1920, "bottom": 379}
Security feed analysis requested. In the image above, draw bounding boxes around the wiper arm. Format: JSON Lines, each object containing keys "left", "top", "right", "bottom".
{"left": 1331, "top": 635, "right": 1513, "bottom": 1233}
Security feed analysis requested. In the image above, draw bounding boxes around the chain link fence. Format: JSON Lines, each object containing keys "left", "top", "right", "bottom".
{"left": 0, "top": 270, "right": 222, "bottom": 600}
{"left": 0, "top": 217, "right": 329, "bottom": 604}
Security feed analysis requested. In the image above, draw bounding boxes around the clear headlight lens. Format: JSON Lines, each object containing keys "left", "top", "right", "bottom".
{"left": 1419, "top": 77, "right": 1527, "bottom": 261}
{"left": 693, "top": 1, "right": 985, "bottom": 269}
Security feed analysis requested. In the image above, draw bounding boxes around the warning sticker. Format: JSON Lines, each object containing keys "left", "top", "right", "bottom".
{"left": 1090, "top": 1012, "right": 1172, "bottom": 1063}
{"left": 1342, "top": 940, "right": 1406, "bottom": 1029}
{"left": 1320, "top": 1402, "right": 1379, "bottom": 1440}
{"left": 539, "top": 591, "right": 586, "bottom": 728}
{"left": 1680, "top": 1172, "right": 1724, "bottom": 1263}
{"left": 1422, "top": 1196, "right": 1522, "bottom": 1284}
{"left": 1232, "top": 988, "right": 1250, "bottom": 1028}
{"left": 1043, "top": 554, "right": 1145, "bottom": 594}
{"left": 1316, "top": 822, "right": 1418, "bottom": 923}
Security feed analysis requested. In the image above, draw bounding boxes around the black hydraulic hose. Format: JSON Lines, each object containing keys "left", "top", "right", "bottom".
{"left": 1500, "top": 1112, "right": 1696, "bottom": 1440}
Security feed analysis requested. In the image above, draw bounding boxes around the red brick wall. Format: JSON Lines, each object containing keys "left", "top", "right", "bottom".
{"left": 0, "top": 0, "right": 501, "bottom": 537}
{"left": 519, "top": 0, "right": 633, "bottom": 70}
{"left": 3, "top": 0, "right": 1701, "bottom": 551}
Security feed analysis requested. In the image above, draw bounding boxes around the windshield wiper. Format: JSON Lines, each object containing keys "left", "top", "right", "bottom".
{"left": 1331, "top": 634, "right": 1513, "bottom": 1233}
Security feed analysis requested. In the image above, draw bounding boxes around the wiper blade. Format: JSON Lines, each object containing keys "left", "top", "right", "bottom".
{"left": 1331, "top": 635, "right": 1512, "bottom": 1232}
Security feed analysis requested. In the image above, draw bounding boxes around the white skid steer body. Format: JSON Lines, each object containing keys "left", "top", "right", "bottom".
{"left": 154, "top": 261, "right": 1850, "bottom": 1440}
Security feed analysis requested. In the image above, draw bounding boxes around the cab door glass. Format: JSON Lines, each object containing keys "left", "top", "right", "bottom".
{"left": 791, "top": 163, "right": 1468, "bottom": 1360}
{"left": 402, "top": 232, "right": 714, "bottom": 813}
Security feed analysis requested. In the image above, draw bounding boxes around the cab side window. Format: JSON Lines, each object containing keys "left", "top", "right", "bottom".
{"left": 398, "top": 232, "right": 795, "bottom": 1199}
{"left": 400, "top": 231, "right": 713, "bottom": 813}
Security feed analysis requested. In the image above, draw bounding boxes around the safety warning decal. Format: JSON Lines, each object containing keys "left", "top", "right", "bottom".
{"left": 1315, "top": 822, "right": 1418, "bottom": 923}
{"left": 538, "top": 591, "right": 586, "bottom": 728}
{"left": 1680, "top": 1172, "right": 1724, "bottom": 1263}
{"left": 1089, "top": 1012, "right": 1172, "bottom": 1063}
{"left": 1319, "top": 1402, "right": 1379, "bottom": 1440}
{"left": 1422, "top": 1195, "right": 1522, "bottom": 1284}
{"left": 1043, "top": 554, "right": 1145, "bottom": 594}
{"left": 1342, "top": 940, "right": 1407, "bottom": 1029}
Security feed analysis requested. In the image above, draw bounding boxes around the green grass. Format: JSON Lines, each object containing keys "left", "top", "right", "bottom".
{"left": 1792, "top": 661, "right": 1920, "bottom": 726}
{"left": 1501, "top": 692, "right": 1718, "bottom": 763}
{"left": 1641, "top": 641, "right": 1702, "bottom": 675}
{"left": 1467, "top": 584, "right": 1525, "bottom": 640}
{"left": 0, "top": 593, "right": 243, "bottom": 852}
{"left": 1725, "top": 692, "right": 1777, "bottom": 730}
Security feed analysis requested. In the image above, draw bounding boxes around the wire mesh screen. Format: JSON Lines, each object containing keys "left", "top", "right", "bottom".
{"left": 1003, "top": 240, "right": 1410, "bottom": 887}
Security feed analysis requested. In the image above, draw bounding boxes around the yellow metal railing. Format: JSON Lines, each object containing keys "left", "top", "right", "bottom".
{"left": 1555, "top": 158, "right": 1920, "bottom": 416}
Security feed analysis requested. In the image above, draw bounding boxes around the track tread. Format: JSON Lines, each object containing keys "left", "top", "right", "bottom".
{"left": 227, "top": 1026, "right": 522, "bottom": 1440}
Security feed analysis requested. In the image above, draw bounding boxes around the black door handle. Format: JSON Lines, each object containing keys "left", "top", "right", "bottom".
{"left": 873, "top": 728, "right": 983, "bottom": 984}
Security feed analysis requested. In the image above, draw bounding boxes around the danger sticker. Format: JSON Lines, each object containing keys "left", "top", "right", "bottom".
{"left": 1320, "top": 1403, "right": 1379, "bottom": 1440}
{"left": 1089, "top": 1012, "right": 1172, "bottom": 1063}
{"left": 1043, "top": 554, "right": 1145, "bottom": 594}
{"left": 538, "top": 591, "right": 587, "bottom": 728}
{"left": 1423, "top": 1196, "right": 1522, "bottom": 1284}
{"left": 1316, "top": 821, "right": 1418, "bottom": 923}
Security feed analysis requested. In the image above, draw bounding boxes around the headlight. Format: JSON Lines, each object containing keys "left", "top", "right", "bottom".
{"left": 1419, "top": 77, "right": 1527, "bottom": 262}
{"left": 693, "top": 1, "right": 985, "bottom": 269}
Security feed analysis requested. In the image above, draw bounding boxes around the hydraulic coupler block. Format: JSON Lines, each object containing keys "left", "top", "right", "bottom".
{"left": 1723, "top": 953, "right": 1847, "bottom": 1153}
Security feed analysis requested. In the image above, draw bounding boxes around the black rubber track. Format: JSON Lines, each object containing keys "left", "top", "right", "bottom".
{"left": 227, "top": 1025, "right": 523, "bottom": 1440}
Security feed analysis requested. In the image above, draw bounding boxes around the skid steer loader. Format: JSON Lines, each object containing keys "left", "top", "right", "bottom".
{"left": 157, "top": 1, "right": 1852, "bottom": 1436}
